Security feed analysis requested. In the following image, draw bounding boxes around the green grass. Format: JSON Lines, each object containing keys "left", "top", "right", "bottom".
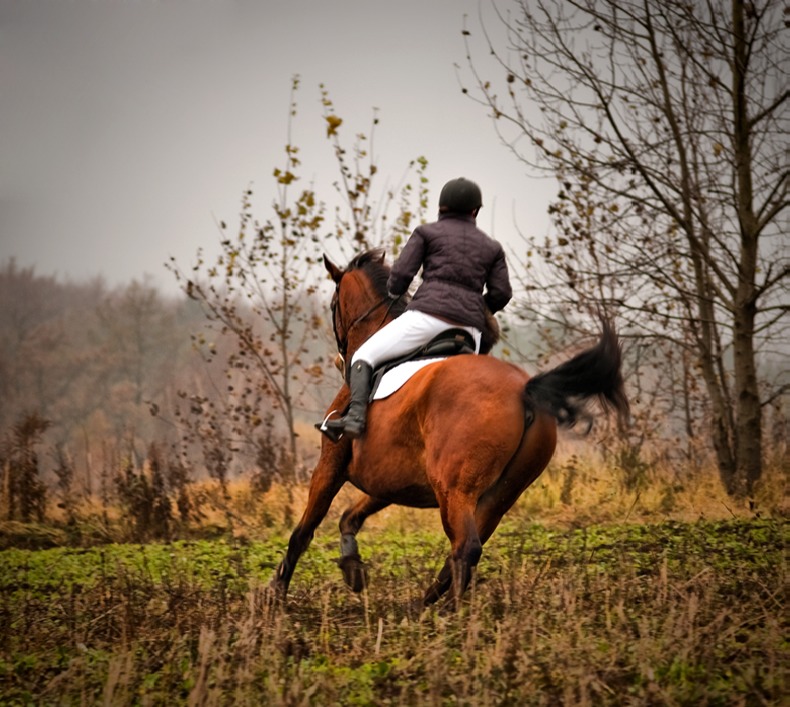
{"left": 0, "top": 517, "right": 786, "bottom": 705}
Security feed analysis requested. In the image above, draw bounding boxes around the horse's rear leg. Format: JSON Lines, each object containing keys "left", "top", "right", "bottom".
{"left": 422, "top": 496, "right": 517, "bottom": 606}
{"left": 422, "top": 558, "right": 454, "bottom": 605}
{"left": 425, "top": 494, "right": 482, "bottom": 607}
{"left": 337, "top": 494, "right": 390, "bottom": 592}
{"left": 272, "top": 446, "right": 349, "bottom": 598}
{"left": 422, "top": 417, "right": 556, "bottom": 606}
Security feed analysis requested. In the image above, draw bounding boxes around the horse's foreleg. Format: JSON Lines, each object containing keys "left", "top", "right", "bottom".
{"left": 337, "top": 494, "right": 390, "bottom": 592}
{"left": 272, "top": 445, "right": 349, "bottom": 598}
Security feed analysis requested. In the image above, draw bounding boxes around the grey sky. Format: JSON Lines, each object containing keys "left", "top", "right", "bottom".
{"left": 1, "top": 0, "right": 553, "bottom": 293}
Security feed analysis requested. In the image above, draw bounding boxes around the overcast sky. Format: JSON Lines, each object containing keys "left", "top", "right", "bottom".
{"left": 1, "top": 0, "right": 554, "bottom": 294}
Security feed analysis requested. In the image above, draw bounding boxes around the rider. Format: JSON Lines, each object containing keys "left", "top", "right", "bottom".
{"left": 325, "top": 177, "right": 513, "bottom": 439}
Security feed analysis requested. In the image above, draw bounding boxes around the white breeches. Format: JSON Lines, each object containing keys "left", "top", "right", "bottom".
{"left": 351, "top": 310, "right": 481, "bottom": 368}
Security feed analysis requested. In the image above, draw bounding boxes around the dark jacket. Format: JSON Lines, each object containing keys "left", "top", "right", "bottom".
{"left": 387, "top": 213, "right": 512, "bottom": 330}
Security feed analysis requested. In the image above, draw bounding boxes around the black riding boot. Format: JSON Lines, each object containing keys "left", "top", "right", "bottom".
{"left": 323, "top": 361, "right": 373, "bottom": 440}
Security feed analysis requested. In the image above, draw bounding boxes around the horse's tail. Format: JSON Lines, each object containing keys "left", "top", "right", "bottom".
{"left": 523, "top": 319, "right": 629, "bottom": 430}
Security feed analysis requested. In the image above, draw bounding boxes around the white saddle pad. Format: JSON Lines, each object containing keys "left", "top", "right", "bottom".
{"left": 372, "top": 358, "right": 446, "bottom": 400}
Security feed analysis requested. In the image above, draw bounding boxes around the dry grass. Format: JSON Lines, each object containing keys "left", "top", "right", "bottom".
{"left": 229, "top": 448, "right": 787, "bottom": 541}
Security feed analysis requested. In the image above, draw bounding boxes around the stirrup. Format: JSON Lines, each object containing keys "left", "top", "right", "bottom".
{"left": 316, "top": 410, "right": 344, "bottom": 443}
{"left": 316, "top": 411, "right": 366, "bottom": 442}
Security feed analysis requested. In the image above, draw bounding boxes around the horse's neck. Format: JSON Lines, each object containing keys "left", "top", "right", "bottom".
{"left": 348, "top": 312, "right": 393, "bottom": 360}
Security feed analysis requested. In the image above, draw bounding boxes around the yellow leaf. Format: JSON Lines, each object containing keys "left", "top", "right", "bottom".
{"left": 325, "top": 114, "right": 343, "bottom": 137}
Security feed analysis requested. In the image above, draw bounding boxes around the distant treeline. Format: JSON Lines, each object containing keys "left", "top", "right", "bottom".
{"left": 1, "top": 256, "right": 785, "bottom": 531}
{"left": 0, "top": 260, "right": 340, "bottom": 496}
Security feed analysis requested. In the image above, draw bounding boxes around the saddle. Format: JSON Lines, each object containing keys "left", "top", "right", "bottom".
{"left": 367, "top": 327, "right": 475, "bottom": 401}
{"left": 316, "top": 328, "right": 476, "bottom": 442}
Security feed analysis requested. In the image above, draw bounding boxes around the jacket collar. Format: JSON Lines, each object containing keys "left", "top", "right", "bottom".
{"left": 438, "top": 212, "right": 476, "bottom": 223}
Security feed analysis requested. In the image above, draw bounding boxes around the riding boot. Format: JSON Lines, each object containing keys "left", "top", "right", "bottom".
{"left": 323, "top": 361, "right": 373, "bottom": 440}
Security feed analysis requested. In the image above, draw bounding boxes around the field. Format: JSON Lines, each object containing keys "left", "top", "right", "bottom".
{"left": 0, "top": 484, "right": 786, "bottom": 706}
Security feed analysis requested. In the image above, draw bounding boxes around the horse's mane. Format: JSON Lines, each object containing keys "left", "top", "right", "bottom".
{"left": 346, "top": 248, "right": 410, "bottom": 318}
{"left": 345, "top": 247, "right": 500, "bottom": 354}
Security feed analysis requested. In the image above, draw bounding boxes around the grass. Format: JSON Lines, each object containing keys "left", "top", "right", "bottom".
{"left": 0, "top": 456, "right": 786, "bottom": 705}
{"left": 0, "top": 514, "right": 785, "bottom": 705}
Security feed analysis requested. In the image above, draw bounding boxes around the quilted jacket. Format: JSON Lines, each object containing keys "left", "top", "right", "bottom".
{"left": 387, "top": 213, "right": 512, "bottom": 330}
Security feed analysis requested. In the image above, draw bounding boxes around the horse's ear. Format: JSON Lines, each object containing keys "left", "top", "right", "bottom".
{"left": 323, "top": 254, "right": 344, "bottom": 283}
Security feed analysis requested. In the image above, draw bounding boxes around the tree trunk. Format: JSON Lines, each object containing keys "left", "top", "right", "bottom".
{"left": 732, "top": 304, "right": 762, "bottom": 495}
{"left": 693, "top": 299, "right": 737, "bottom": 492}
{"left": 729, "top": 0, "right": 763, "bottom": 496}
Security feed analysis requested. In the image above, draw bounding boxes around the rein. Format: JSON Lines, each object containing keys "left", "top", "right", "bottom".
{"left": 331, "top": 283, "right": 400, "bottom": 374}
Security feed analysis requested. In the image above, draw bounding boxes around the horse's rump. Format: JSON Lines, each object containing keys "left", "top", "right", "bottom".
{"left": 347, "top": 355, "right": 535, "bottom": 507}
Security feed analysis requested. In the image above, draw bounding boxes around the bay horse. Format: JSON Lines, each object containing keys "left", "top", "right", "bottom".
{"left": 272, "top": 249, "right": 629, "bottom": 606}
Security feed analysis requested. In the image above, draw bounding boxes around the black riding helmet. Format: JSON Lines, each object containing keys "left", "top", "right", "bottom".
{"left": 438, "top": 177, "right": 483, "bottom": 214}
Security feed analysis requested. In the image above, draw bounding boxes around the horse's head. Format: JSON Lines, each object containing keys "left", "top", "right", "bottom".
{"left": 323, "top": 249, "right": 408, "bottom": 371}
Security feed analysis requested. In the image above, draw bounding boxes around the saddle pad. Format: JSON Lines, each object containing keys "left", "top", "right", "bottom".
{"left": 371, "top": 358, "right": 446, "bottom": 401}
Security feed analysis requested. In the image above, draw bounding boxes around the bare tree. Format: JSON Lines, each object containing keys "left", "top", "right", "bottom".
{"left": 462, "top": 0, "right": 788, "bottom": 495}
{"left": 0, "top": 413, "right": 49, "bottom": 522}
{"left": 94, "top": 279, "right": 184, "bottom": 407}
{"left": 169, "top": 78, "right": 327, "bottom": 475}
{"left": 0, "top": 261, "right": 204, "bottom": 497}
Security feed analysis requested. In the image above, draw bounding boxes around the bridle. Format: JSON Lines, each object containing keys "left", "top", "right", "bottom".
{"left": 330, "top": 277, "right": 399, "bottom": 374}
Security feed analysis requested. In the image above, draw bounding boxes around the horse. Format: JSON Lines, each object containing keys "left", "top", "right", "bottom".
{"left": 272, "top": 248, "right": 629, "bottom": 606}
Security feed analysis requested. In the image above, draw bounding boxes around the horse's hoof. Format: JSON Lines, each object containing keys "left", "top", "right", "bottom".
{"left": 268, "top": 584, "right": 286, "bottom": 605}
{"left": 256, "top": 583, "right": 285, "bottom": 612}
{"left": 421, "top": 580, "right": 448, "bottom": 607}
{"left": 337, "top": 554, "right": 368, "bottom": 592}
{"left": 269, "top": 572, "right": 289, "bottom": 602}
{"left": 422, "top": 590, "right": 440, "bottom": 607}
